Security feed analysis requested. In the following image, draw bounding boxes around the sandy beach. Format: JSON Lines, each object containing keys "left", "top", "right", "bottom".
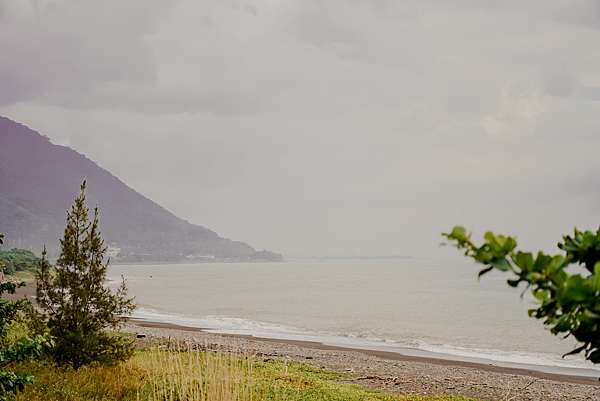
{"left": 125, "top": 318, "right": 600, "bottom": 401}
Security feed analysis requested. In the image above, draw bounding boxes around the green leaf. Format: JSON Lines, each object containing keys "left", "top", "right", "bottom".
{"left": 512, "top": 252, "right": 534, "bottom": 271}
{"left": 450, "top": 226, "right": 467, "bottom": 238}
{"left": 593, "top": 262, "right": 600, "bottom": 293}
{"left": 484, "top": 231, "right": 496, "bottom": 243}
{"left": 444, "top": 226, "right": 469, "bottom": 244}
{"left": 533, "top": 289, "right": 550, "bottom": 301}
{"left": 561, "top": 275, "right": 594, "bottom": 303}
{"left": 491, "top": 258, "right": 511, "bottom": 272}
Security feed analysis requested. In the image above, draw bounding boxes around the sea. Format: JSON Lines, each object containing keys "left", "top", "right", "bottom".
{"left": 108, "top": 259, "right": 600, "bottom": 377}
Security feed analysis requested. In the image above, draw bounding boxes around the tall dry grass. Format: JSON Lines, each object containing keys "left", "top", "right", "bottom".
{"left": 15, "top": 340, "right": 259, "bottom": 401}
{"left": 142, "top": 342, "right": 255, "bottom": 401}
{"left": 16, "top": 340, "right": 478, "bottom": 401}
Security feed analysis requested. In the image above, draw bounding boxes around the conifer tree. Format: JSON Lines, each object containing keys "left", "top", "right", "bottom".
{"left": 36, "top": 181, "right": 135, "bottom": 369}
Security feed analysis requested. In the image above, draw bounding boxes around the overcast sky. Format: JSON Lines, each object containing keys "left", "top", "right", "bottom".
{"left": 1, "top": 0, "right": 599, "bottom": 257}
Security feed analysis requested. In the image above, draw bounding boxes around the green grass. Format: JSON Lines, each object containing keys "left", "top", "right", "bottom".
{"left": 13, "top": 270, "right": 35, "bottom": 280}
{"left": 13, "top": 348, "right": 478, "bottom": 401}
{"left": 252, "top": 359, "right": 474, "bottom": 401}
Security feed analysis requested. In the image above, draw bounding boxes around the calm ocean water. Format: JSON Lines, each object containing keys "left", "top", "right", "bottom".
{"left": 109, "top": 259, "right": 600, "bottom": 376}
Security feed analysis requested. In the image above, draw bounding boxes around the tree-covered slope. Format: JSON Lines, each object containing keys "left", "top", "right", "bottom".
{"left": 0, "top": 116, "right": 281, "bottom": 262}
{"left": 0, "top": 248, "right": 41, "bottom": 274}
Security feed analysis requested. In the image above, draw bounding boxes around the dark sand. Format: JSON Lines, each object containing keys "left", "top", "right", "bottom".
{"left": 126, "top": 318, "right": 600, "bottom": 401}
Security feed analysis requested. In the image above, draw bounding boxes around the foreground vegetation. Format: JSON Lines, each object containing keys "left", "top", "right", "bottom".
{"left": 444, "top": 226, "right": 600, "bottom": 364}
{"left": 14, "top": 346, "right": 475, "bottom": 401}
{"left": 0, "top": 234, "right": 50, "bottom": 400}
{"left": 0, "top": 181, "right": 134, "bottom": 398}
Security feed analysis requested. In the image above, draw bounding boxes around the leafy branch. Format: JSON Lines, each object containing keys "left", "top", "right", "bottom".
{"left": 443, "top": 226, "right": 600, "bottom": 363}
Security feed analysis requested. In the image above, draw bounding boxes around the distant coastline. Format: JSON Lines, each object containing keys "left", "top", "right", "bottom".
{"left": 111, "top": 253, "right": 284, "bottom": 266}
{"left": 291, "top": 255, "right": 413, "bottom": 262}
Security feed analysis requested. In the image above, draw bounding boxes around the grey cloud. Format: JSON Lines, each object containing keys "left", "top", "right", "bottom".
{"left": 578, "top": 86, "right": 600, "bottom": 101}
{"left": 2, "top": 0, "right": 600, "bottom": 256}
{"left": 0, "top": 0, "right": 169, "bottom": 104}
{"left": 0, "top": 0, "right": 266, "bottom": 116}
{"left": 542, "top": 75, "right": 600, "bottom": 102}
{"left": 551, "top": 0, "right": 600, "bottom": 29}
{"left": 45, "top": 86, "right": 262, "bottom": 116}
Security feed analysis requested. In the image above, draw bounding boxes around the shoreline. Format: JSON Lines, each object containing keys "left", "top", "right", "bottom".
{"left": 125, "top": 318, "right": 600, "bottom": 401}
{"left": 128, "top": 318, "right": 598, "bottom": 386}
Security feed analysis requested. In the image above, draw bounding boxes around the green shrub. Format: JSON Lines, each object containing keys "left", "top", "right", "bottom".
{"left": 0, "top": 232, "right": 51, "bottom": 400}
{"left": 444, "top": 226, "right": 600, "bottom": 364}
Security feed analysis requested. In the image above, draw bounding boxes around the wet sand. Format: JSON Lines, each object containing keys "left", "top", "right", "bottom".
{"left": 125, "top": 318, "right": 600, "bottom": 401}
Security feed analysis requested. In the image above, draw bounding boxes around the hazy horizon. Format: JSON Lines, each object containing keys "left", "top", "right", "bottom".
{"left": 2, "top": 1, "right": 599, "bottom": 257}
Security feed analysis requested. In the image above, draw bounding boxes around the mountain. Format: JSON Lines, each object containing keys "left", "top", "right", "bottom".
{"left": 0, "top": 116, "right": 282, "bottom": 262}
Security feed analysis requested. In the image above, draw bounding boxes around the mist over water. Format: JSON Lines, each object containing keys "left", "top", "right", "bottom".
{"left": 110, "top": 259, "right": 598, "bottom": 374}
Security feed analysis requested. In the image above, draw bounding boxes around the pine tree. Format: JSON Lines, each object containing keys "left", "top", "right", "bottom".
{"left": 36, "top": 181, "right": 135, "bottom": 369}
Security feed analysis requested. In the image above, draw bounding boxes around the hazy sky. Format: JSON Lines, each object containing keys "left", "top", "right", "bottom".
{"left": 1, "top": 0, "right": 599, "bottom": 257}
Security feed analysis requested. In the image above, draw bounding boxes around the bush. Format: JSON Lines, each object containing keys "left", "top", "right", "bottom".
{"left": 444, "top": 226, "right": 600, "bottom": 364}
{"left": 0, "top": 232, "right": 50, "bottom": 400}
